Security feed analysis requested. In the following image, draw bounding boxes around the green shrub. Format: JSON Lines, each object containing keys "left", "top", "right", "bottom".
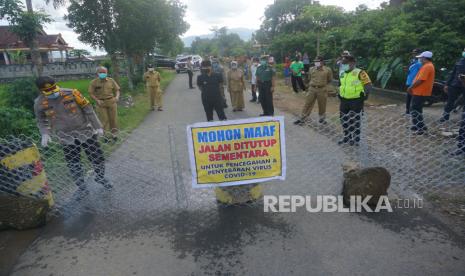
{"left": 0, "top": 107, "right": 37, "bottom": 138}
{"left": 5, "top": 78, "right": 40, "bottom": 112}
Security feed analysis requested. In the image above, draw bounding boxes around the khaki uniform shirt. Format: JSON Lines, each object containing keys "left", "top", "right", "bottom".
{"left": 227, "top": 69, "right": 245, "bottom": 91}
{"left": 308, "top": 66, "right": 333, "bottom": 87}
{"left": 143, "top": 71, "right": 161, "bottom": 87}
{"left": 88, "top": 77, "right": 120, "bottom": 100}
{"left": 34, "top": 88, "right": 102, "bottom": 145}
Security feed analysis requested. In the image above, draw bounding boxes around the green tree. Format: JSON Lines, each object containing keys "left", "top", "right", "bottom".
{"left": 0, "top": 0, "right": 52, "bottom": 75}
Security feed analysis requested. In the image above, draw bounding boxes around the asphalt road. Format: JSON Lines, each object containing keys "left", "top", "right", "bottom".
{"left": 2, "top": 73, "right": 465, "bottom": 276}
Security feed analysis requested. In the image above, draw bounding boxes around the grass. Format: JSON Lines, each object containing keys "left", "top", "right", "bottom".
{"left": 0, "top": 69, "right": 175, "bottom": 134}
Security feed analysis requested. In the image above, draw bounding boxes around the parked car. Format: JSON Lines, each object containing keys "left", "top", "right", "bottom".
{"left": 149, "top": 54, "right": 176, "bottom": 69}
{"left": 175, "top": 55, "right": 202, "bottom": 73}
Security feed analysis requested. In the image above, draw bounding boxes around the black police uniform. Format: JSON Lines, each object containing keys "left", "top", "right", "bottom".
{"left": 197, "top": 72, "right": 227, "bottom": 121}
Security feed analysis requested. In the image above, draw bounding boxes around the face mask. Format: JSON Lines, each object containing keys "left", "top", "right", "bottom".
{"left": 260, "top": 60, "right": 267, "bottom": 66}
{"left": 315, "top": 62, "right": 321, "bottom": 67}
{"left": 148, "top": 68, "right": 154, "bottom": 72}
{"left": 201, "top": 68, "right": 210, "bottom": 75}
{"left": 231, "top": 64, "right": 238, "bottom": 70}
{"left": 98, "top": 73, "right": 107, "bottom": 79}
{"left": 46, "top": 92, "right": 60, "bottom": 99}
{"left": 340, "top": 64, "right": 350, "bottom": 72}
{"left": 462, "top": 52, "right": 465, "bottom": 58}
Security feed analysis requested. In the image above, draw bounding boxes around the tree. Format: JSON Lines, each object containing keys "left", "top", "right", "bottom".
{"left": 1, "top": 0, "right": 51, "bottom": 76}
{"left": 300, "top": 4, "right": 346, "bottom": 55}
{"left": 67, "top": 0, "right": 188, "bottom": 89}
{"left": 67, "top": 0, "right": 122, "bottom": 84}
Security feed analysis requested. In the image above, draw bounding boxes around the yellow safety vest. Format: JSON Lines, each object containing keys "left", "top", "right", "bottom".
{"left": 339, "top": 68, "right": 364, "bottom": 99}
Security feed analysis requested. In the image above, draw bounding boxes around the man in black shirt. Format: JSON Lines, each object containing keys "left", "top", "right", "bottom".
{"left": 197, "top": 60, "right": 227, "bottom": 121}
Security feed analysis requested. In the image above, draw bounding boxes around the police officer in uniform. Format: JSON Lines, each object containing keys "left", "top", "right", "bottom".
{"left": 294, "top": 56, "right": 333, "bottom": 125}
{"left": 338, "top": 55, "right": 372, "bottom": 145}
{"left": 211, "top": 57, "right": 228, "bottom": 108}
{"left": 227, "top": 61, "right": 246, "bottom": 111}
{"left": 143, "top": 64, "right": 163, "bottom": 111}
{"left": 440, "top": 47, "right": 465, "bottom": 122}
{"left": 452, "top": 73, "right": 465, "bottom": 156}
{"left": 88, "top": 66, "right": 120, "bottom": 138}
{"left": 256, "top": 55, "right": 276, "bottom": 116}
{"left": 197, "top": 60, "right": 227, "bottom": 121}
{"left": 34, "top": 76, "right": 111, "bottom": 198}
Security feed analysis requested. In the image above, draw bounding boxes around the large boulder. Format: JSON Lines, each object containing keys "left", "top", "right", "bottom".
{"left": 0, "top": 193, "right": 49, "bottom": 230}
{"left": 342, "top": 163, "right": 391, "bottom": 206}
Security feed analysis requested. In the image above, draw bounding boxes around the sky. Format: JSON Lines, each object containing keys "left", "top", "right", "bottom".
{"left": 2, "top": 0, "right": 385, "bottom": 55}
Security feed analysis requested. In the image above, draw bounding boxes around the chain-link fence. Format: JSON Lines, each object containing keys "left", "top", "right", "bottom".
{"left": 1, "top": 106, "right": 464, "bottom": 223}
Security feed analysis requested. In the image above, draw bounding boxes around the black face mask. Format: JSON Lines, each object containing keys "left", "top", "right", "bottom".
{"left": 201, "top": 68, "right": 210, "bottom": 75}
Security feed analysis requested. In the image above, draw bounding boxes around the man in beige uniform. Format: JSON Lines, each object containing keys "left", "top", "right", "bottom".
{"left": 88, "top": 66, "right": 120, "bottom": 136}
{"left": 143, "top": 64, "right": 163, "bottom": 111}
{"left": 227, "top": 61, "right": 246, "bottom": 111}
{"left": 294, "top": 56, "right": 333, "bottom": 125}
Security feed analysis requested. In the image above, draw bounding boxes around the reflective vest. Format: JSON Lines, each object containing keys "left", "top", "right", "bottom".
{"left": 339, "top": 68, "right": 364, "bottom": 99}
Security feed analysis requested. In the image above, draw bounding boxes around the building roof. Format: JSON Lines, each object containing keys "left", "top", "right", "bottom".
{"left": 0, "top": 26, "right": 72, "bottom": 51}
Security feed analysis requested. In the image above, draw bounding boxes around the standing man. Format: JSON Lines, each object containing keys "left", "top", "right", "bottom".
{"left": 143, "top": 64, "right": 163, "bottom": 111}
{"left": 211, "top": 57, "right": 228, "bottom": 108}
{"left": 452, "top": 73, "right": 465, "bottom": 156}
{"left": 34, "top": 76, "right": 111, "bottom": 198}
{"left": 338, "top": 55, "right": 372, "bottom": 145}
{"left": 290, "top": 56, "right": 306, "bottom": 94}
{"left": 407, "top": 51, "right": 435, "bottom": 135}
{"left": 250, "top": 57, "right": 259, "bottom": 102}
{"left": 440, "top": 47, "right": 465, "bottom": 122}
{"left": 337, "top": 50, "right": 351, "bottom": 78}
{"left": 302, "top": 52, "right": 310, "bottom": 73}
{"left": 294, "top": 56, "right": 333, "bottom": 125}
{"left": 256, "top": 55, "right": 276, "bottom": 116}
{"left": 227, "top": 61, "right": 246, "bottom": 112}
{"left": 197, "top": 60, "right": 227, "bottom": 121}
{"left": 405, "top": 49, "right": 422, "bottom": 115}
{"left": 186, "top": 56, "right": 195, "bottom": 89}
{"left": 88, "top": 66, "right": 120, "bottom": 139}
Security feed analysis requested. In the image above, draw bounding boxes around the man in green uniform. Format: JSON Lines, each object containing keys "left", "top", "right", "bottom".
{"left": 143, "top": 64, "right": 163, "bottom": 111}
{"left": 256, "top": 55, "right": 276, "bottom": 116}
{"left": 294, "top": 56, "right": 333, "bottom": 125}
{"left": 88, "top": 66, "right": 120, "bottom": 138}
{"left": 34, "top": 76, "right": 111, "bottom": 199}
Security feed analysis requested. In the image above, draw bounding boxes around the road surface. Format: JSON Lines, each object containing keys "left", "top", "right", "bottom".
{"left": 2, "top": 73, "right": 465, "bottom": 276}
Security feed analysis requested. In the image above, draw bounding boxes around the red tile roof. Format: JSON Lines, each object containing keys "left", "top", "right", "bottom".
{"left": 0, "top": 26, "right": 70, "bottom": 50}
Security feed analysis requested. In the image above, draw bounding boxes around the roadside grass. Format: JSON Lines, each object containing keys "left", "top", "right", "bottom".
{"left": 0, "top": 70, "right": 176, "bottom": 202}
{"left": 0, "top": 69, "right": 175, "bottom": 134}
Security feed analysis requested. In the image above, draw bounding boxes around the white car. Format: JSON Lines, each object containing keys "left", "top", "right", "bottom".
{"left": 175, "top": 55, "right": 203, "bottom": 73}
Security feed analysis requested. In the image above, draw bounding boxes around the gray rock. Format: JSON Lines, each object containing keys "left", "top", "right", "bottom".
{"left": 342, "top": 163, "right": 391, "bottom": 206}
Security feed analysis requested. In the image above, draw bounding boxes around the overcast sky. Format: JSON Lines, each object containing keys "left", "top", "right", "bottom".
{"left": 2, "top": 0, "right": 385, "bottom": 55}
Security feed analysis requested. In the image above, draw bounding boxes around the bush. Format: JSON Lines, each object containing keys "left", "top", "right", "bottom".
{"left": 0, "top": 107, "right": 37, "bottom": 138}
{"left": 5, "top": 78, "right": 40, "bottom": 112}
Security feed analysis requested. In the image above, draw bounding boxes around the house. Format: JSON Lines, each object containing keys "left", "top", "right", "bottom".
{"left": 0, "top": 26, "right": 73, "bottom": 65}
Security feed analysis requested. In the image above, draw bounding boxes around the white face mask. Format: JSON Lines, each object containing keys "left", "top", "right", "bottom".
{"left": 148, "top": 68, "right": 154, "bottom": 72}
{"left": 315, "top": 62, "right": 321, "bottom": 67}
